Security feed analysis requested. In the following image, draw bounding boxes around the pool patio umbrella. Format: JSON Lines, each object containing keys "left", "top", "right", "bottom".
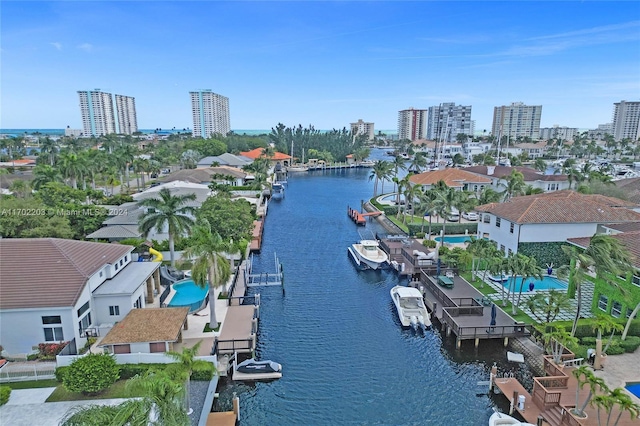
{"left": 490, "top": 303, "right": 497, "bottom": 329}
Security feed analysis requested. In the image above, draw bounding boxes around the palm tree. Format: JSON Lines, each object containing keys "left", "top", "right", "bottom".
{"left": 138, "top": 188, "right": 197, "bottom": 267}
{"left": 167, "top": 341, "right": 203, "bottom": 416}
{"left": 500, "top": 169, "right": 526, "bottom": 201}
{"left": 408, "top": 151, "right": 428, "bottom": 173}
{"left": 526, "top": 290, "right": 572, "bottom": 324}
{"left": 477, "top": 187, "right": 502, "bottom": 205}
{"left": 591, "top": 315, "right": 624, "bottom": 370}
{"left": 572, "top": 365, "right": 609, "bottom": 418}
{"left": 416, "top": 188, "right": 438, "bottom": 237}
{"left": 58, "top": 151, "right": 85, "bottom": 189}
{"left": 39, "top": 137, "right": 59, "bottom": 166}
{"left": 181, "top": 220, "right": 231, "bottom": 327}
{"left": 533, "top": 158, "right": 547, "bottom": 173}
{"left": 368, "top": 160, "right": 392, "bottom": 197}
{"left": 558, "top": 235, "right": 633, "bottom": 336}
{"left": 514, "top": 254, "right": 543, "bottom": 313}
{"left": 432, "top": 184, "right": 459, "bottom": 237}
{"left": 538, "top": 325, "right": 577, "bottom": 364}
{"left": 502, "top": 252, "right": 522, "bottom": 308}
{"left": 466, "top": 237, "right": 494, "bottom": 282}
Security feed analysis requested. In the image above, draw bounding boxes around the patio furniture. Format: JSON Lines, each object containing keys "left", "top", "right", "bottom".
{"left": 437, "top": 275, "right": 454, "bottom": 288}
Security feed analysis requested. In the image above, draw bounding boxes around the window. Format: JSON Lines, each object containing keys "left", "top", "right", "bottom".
{"left": 496, "top": 218, "right": 501, "bottom": 228}
{"left": 483, "top": 214, "right": 490, "bottom": 224}
{"left": 78, "top": 313, "right": 91, "bottom": 331}
{"left": 500, "top": 245, "right": 506, "bottom": 253}
{"left": 109, "top": 306, "right": 120, "bottom": 316}
{"left": 99, "top": 271, "right": 103, "bottom": 278}
{"left": 510, "top": 223, "right": 514, "bottom": 234}
{"left": 508, "top": 249, "right": 513, "bottom": 255}
{"left": 632, "top": 275, "right": 640, "bottom": 287}
{"left": 124, "top": 255, "right": 128, "bottom": 262}
{"left": 77, "top": 301, "right": 90, "bottom": 317}
{"left": 149, "top": 342, "right": 165, "bottom": 353}
{"left": 115, "top": 263, "right": 119, "bottom": 271}
{"left": 611, "top": 301, "right": 622, "bottom": 318}
{"left": 134, "top": 296, "right": 143, "bottom": 309}
{"left": 627, "top": 308, "right": 636, "bottom": 319}
{"left": 42, "top": 315, "right": 61, "bottom": 325}
{"left": 119, "top": 259, "right": 123, "bottom": 266}
{"left": 598, "top": 295, "right": 608, "bottom": 311}
{"left": 113, "top": 344, "right": 131, "bottom": 354}
{"left": 42, "top": 316, "right": 63, "bottom": 341}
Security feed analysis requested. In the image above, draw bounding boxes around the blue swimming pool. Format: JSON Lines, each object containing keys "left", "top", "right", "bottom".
{"left": 168, "top": 279, "right": 209, "bottom": 312}
{"left": 434, "top": 235, "right": 473, "bottom": 244}
{"left": 626, "top": 382, "right": 640, "bottom": 398}
{"left": 500, "top": 275, "right": 568, "bottom": 291}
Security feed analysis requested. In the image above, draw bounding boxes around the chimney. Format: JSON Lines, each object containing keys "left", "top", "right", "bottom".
{"left": 487, "top": 166, "right": 495, "bottom": 176}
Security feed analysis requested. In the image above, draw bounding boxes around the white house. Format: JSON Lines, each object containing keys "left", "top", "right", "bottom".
{"left": 0, "top": 238, "right": 161, "bottom": 357}
{"left": 475, "top": 191, "right": 640, "bottom": 255}
{"left": 464, "top": 165, "right": 570, "bottom": 193}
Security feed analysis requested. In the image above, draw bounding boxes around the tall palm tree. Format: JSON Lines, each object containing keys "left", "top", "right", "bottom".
{"left": 39, "top": 137, "right": 59, "bottom": 166}
{"left": 466, "top": 237, "right": 493, "bottom": 281}
{"left": 591, "top": 314, "right": 624, "bottom": 370}
{"left": 167, "top": 341, "right": 204, "bottom": 416}
{"left": 181, "top": 220, "right": 231, "bottom": 327}
{"left": 138, "top": 188, "right": 197, "bottom": 266}
{"left": 533, "top": 158, "right": 547, "bottom": 173}
{"left": 558, "top": 234, "right": 633, "bottom": 336}
{"left": 500, "top": 169, "right": 526, "bottom": 201}
{"left": 432, "top": 184, "right": 459, "bottom": 237}
{"left": 514, "top": 254, "right": 543, "bottom": 313}
{"left": 58, "top": 151, "right": 85, "bottom": 189}
{"left": 9, "top": 180, "right": 31, "bottom": 198}
{"left": 368, "top": 160, "right": 392, "bottom": 197}
{"left": 408, "top": 152, "right": 428, "bottom": 173}
{"left": 572, "top": 365, "right": 609, "bottom": 418}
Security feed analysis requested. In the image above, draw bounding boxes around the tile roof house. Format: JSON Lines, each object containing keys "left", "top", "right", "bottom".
{"left": 161, "top": 166, "right": 249, "bottom": 186}
{"left": 196, "top": 153, "right": 253, "bottom": 168}
{"left": 475, "top": 190, "right": 640, "bottom": 255}
{"left": 0, "top": 238, "right": 161, "bottom": 356}
{"left": 614, "top": 177, "right": 640, "bottom": 205}
{"left": 463, "top": 165, "right": 570, "bottom": 193}
{"left": 99, "top": 307, "right": 189, "bottom": 354}
{"left": 240, "top": 148, "right": 292, "bottom": 166}
{"left": 409, "top": 168, "right": 492, "bottom": 193}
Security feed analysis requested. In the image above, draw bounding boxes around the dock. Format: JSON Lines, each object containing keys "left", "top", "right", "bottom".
{"left": 348, "top": 206, "right": 367, "bottom": 225}
{"left": 250, "top": 219, "right": 263, "bottom": 252}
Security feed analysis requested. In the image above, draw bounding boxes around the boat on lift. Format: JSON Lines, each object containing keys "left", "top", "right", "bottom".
{"left": 232, "top": 357, "right": 283, "bottom": 381}
{"left": 348, "top": 239, "right": 389, "bottom": 270}
{"left": 390, "top": 285, "right": 431, "bottom": 330}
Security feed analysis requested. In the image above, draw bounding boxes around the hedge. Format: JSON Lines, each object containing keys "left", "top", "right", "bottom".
{"left": 119, "top": 363, "right": 169, "bottom": 379}
{"left": 191, "top": 360, "right": 215, "bottom": 381}
{"left": 517, "top": 242, "right": 570, "bottom": 269}
{"left": 54, "top": 366, "right": 68, "bottom": 382}
{"left": 407, "top": 222, "right": 478, "bottom": 237}
{"left": 0, "top": 386, "right": 10, "bottom": 406}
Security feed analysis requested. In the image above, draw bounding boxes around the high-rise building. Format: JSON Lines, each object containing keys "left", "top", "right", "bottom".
{"left": 426, "top": 103, "right": 472, "bottom": 143}
{"left": 78, "top": 89, "right": 117, "bottom": 136}
{"left": 115, "top": 95, "right": 138, "bottom": 135}
{"left": 491, "top": 102, "right": 542, "bottom": 140}
{"left": 539, "top": 126, "right": 579, "bottom": 142}
{"left": 397, "top": 108, "right": 428, "bottom": 141}
{"left": 350, "top": 119, "right": 375, "bottom": 141}
{"left": 190, "top": 90, "right": 231, "bottom": 138}
{"left": 612, "top": 100, "right": 640, "bottom": 142}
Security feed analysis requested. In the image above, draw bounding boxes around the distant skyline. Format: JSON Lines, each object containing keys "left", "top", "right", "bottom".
{"left": 1, "top": 2, "right": 639, "bottom": 133}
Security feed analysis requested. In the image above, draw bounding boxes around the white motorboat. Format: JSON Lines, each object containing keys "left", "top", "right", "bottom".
{"left": 233, "top": 358, "right": 282, "bottom": 381}
{"left": 287, "top": 165, "right": 308, "bottom": 172}
{"left": 489, "top": 412, "right": 535, "bottom": 426}
{"left": 359, "top": 160, "right": 375, "bottom": 167}
{"left": 348, "top": 239, "right": 389, "bottom": 270}
{"left": 390, "top": 285, "right": 431, "bottom": 330}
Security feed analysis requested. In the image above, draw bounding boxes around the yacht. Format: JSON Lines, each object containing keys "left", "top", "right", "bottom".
{"left": 359, "top": 159, "right": 375, "bottom": 167}
{"left": 390, "top": 285, "right": 431, "bottom": 330}
{"left": 348, "top": 239, "right": 389, "bottom": 270}
{"left": 287, "top": 164, "right": 309, "bottom": 172}
{"left": 233, "top": 357, "right": 282, "bottom": 381}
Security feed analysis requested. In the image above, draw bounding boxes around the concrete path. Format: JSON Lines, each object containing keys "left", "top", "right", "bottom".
{"left": 592, "top": 348, "right": 640, "bottom": 403}
{"left": 0, "top": 388, "right": 128, "bottom": 426}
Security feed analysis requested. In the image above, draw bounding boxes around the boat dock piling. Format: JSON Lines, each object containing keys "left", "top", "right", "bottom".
{"left": 348, "top": 205, "right": 367, "bottom": 225}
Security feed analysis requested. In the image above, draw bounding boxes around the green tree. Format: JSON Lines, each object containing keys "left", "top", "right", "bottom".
{"left": 514, "top": 254, "right": 543, "bottom": 312}
{"left": 181, "top": 221, "right": 232, "bottom": 327}
{"left": 62, "top": 353, "right": 119, "bottom": 395}
{"left": 538, "top": 325, "right": 578, "bottom": 364}
{"left": 572, "top": 365, "right": 608, "bottom": 418}
{"left": 137, "top": 188, "right": 197, "bottom": 267}
{"left": 368, "top": 160, "right": 392, "bottom": 197}
{"left": 167, "top": 341, "right": 204, "bottom": 416}
{"left": 500, "top": 169, "right": 525, "bottom": 201}
{"left": 526, "top": 290, "right": 572, "bottom": 324}
{"left": 592, "top": 315, "right": 624, "bottom": 370}
{"left": 197, "top": 195, "right": 255, "bottom": 243}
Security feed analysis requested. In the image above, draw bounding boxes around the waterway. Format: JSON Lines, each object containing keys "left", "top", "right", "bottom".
{"left": 214, "top": 152, "right": 533, "bottom": 425}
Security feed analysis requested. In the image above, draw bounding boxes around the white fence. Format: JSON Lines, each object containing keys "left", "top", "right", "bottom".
{"left": 0, "top": 362, "right": 56, "bottom": 382}
{"left": 56, "top": 352, "right": 217, "bottom": 367}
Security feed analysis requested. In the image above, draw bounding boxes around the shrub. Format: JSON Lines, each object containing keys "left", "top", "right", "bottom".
{"left": 118, "top": 363, "right": 167, "bottom": 379}
{"left": 164, "top": 363, "right": 188, "bottom": 381}
{"left": 26, "top": 354, "right": 39, "bottom": 361}
{"left": 605, "top": 343, "right": 625, "bottom": 355}
{"left": 415, "top": 232, "right": 425, "bottom": 239}
{"left": 422, "top": 240, "right": 437, "bottom": 248}
{"left": 0, "top": 386, "right": 11, "bottom": 406}
{"left": 580, "top": 337, "right": 596, "bottom": 345}
{"left": 191, "top": 360, "right": 215, "bottom": 381}
{"left": 618, "top": 336, "right": 640, "bottom": 353}
{"left": 54, "top": 366, "right": 69, "bottom": 382}
{"left": 37, "top": 342, "right": 68, "bottom": 359}
{"left": 63, "top": 354, "right": 119, "bottom": 395}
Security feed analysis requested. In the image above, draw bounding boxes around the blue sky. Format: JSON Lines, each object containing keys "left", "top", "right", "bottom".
{"left": 2, "top": 1, "right": 639, "bottom": 133}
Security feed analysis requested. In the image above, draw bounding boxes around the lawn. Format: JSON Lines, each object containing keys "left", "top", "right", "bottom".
{"left": 3, "top": 379, "right": 59, "bottom": 390}
{"left": 46, "top": 380, "right": 143, "bottom": 402}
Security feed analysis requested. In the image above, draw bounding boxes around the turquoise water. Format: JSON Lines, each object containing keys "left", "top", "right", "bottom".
{"left": 214, "top": 153, "right": 534, "bottom": 425}
{"left": 626, "top": 382, "right": 640, "bottom": 398}
{"left": 168, "top": 279, "right": 208, "bottom": 308}
{"left": 501, "top": 275, "right": 568, "bottom": 291}
{"left": 435, "top": 235, "right": 473, "bottom": 243}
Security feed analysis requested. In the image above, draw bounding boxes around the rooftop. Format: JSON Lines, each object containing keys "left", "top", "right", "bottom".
{"left": 0, "top": 238, "right": 133, "bottom": 309}
{"left": 99, "top": 307, "right": 190, "bottom": 345}
{"left": 614, "top": 177, "right": 640, "bottom": 204}
{"left": 463, "top": 165, "right": 568, "bottom": 182}
{"left": 409, "top": 168, "right": 492, "bottom": 188}
{"left": 567, "top": 231, "right": 640, "bottom": 269}
{"left": 92, "top": 262, "right": 160, "bottom": 295}
{"left": 240, "top": 148, "right": 291, "bottom": 161}
{"left": 86, "top": 224, "right": 142, "bottom": 239}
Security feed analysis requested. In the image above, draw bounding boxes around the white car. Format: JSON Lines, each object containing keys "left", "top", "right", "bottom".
{"left": 462, "top": 212, "right": 478, "bottom": 221}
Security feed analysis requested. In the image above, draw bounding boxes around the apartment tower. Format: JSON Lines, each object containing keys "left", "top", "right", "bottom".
{"left": 612, "top": 100, "right": 640, "bottom": 142}
{"left": 78, "top": 89, "right": 117, "bottom": 137}
{"left": 491, "top": 102, "right": 542, "bottom": 140}
{"left": 190, "top": 90, "right": 231, "bottom": 138}
{"left": 350, "top": 119, "right": 375, "bottom": 141}
{"left": 114, "top": 95, "right": 138, "bottom": 135}
{"left": 397, "top": 108, "right": 428, "bottom": 141}
{"left": 427, "top": 103, "right": 472, "bottom": 143}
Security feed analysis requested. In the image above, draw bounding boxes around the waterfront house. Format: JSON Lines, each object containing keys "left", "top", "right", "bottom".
{"left": 567, "top": 229, "right": 640, "bottom": 321}
{"left": 463, "top": 165, "right": 570, "bottom": 193}
{"left": 240, "top": 148, "right": 292, "bottom": 167}
{"left": 0, "top": 238, "right": 161, "bottom": 357}
{"left": 408, "top": 168, "right": 492, "bottom": 194}
{"left": 196, "top": 153, "right": 253, "bottom": 169}
{"left": 475, "top": 191, "right": 640, "bottom": 255}
{"left": 161, "top": 166, "right": 249, "bottom": 187}
{"left": 99, "top": 307, "right": 189, "bottom": 354}
{"left": 614, "top": 177, "right": 640, "bottom": 206}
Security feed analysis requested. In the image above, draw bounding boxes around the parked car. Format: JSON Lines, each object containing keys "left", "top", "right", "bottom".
{"left": 462, "top": 212, "right": 478, "bottom": 221}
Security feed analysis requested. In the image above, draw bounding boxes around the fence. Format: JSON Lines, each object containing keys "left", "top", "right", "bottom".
{"left": 0, "top": 363, "right": 56, "bottom": 382}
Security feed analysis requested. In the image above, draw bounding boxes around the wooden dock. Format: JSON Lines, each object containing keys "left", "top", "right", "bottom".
{"left": 206, "top": 411, "right": 236, "bottom": 426}
{"left": 415, "top": 271, "right": 529, "bottom": 348}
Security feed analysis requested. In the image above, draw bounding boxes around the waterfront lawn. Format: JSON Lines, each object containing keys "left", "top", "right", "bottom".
{"left": 461, "top": 272, "right": 497, "bottom": 297}
{"left": 3, "top": 379, "right": 59, "bottom": 390}
{"left": 46, "top": 379, "right": 142, "bottom": 402}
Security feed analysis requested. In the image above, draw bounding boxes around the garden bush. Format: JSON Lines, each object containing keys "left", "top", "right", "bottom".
{"left": 191, "top": 360, "right": 215, "bottom": 381}
{"left": 618, "top": 335, "right": 640, "bottom": 352}
{"left": 0, "top": 386, "right": 11, "bottom": 406}
{"left": 163, "top": 363, "right": 188, "bottom": 381}
{"left": 37, "top": 342, "right": 68, "bottom": 360}
{"left": 63, "top": 354, "right": 120, "bottom": 395}
{"left": 54, "top": 366, "right": 69, "bottom": 382}
{"left": 118, "top": 363, "right": 167, "bottom": 379}
{"left": 422, "top": 240, "right": 437, "bottom": 248}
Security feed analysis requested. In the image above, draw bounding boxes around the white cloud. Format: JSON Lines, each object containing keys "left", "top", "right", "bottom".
{"left": 77, "top": 43, "right": 93, "bottom": 52}
{"left": 50, "top": 42, "right": 62, "bottom": 51}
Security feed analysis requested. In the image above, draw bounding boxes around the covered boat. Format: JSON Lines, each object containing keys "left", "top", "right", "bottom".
{"left": 233, "top": 358, "right": 282, "bottom": 381}
{"left": 489, "top": 412, "right": 536, "bottom": 426}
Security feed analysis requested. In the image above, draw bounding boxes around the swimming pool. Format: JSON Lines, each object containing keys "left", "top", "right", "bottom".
{"left": 500, "top": 275, "right": 568, "bottom": 291}
{"left": 434, "top": 235, "right": 473, "bottom": 244}
{"left": 625, "top": 382, "right": 640, "bottom": 398}
{"left": 168, "top": 279, "right": 209, "bottom": 312}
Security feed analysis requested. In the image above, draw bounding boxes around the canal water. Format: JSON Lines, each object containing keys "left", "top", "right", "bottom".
{"left": 215, "top": 154, "right": 533, "bottom": 425}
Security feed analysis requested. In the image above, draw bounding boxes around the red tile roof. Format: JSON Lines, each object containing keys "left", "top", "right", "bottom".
{"left": 0, "top": 238, "right": 133, "bottom": 309}
{"left": 567, "top": 231, "right": 640, "bottom": 269}
{"left": 409, "top": 168, "right": 491, "bottom": 188}
{"left": 476, "top": 191, "right": 640, "bottom": 224}
{"left": 614, "top": 177, "right": 640, "bottom": 204}
{"left": 239, "top": 148, "right": 291, "bottom": 161}
{"left": 463, "top": 165, "right": 568, "bottom": 182}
